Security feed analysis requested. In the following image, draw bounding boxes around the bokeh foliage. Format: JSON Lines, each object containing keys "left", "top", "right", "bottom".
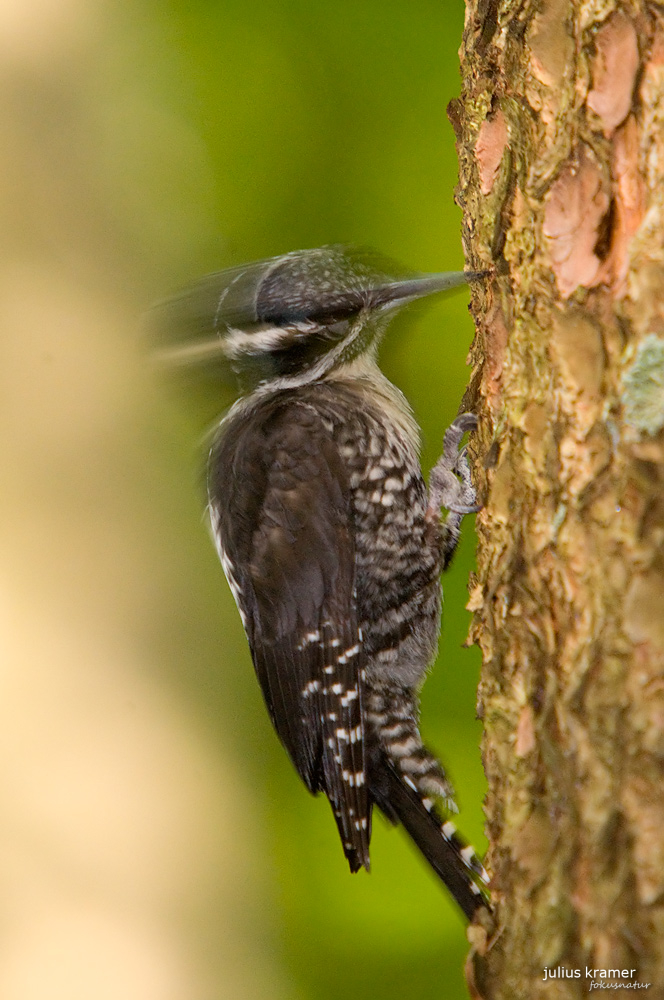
{"left": 1, "top": 0, "right": 484, "bottom": 997}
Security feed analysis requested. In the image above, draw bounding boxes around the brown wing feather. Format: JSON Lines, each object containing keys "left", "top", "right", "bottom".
{"left": 209, "top": 394, "right": 371, "bottom": 870}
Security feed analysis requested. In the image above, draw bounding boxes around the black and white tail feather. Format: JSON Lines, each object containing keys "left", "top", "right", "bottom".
{"left": 368, "top": 683, "right": 489, "bottom": 919}
{"left": 156, "top": 246, "right": 490, "bottom": 919}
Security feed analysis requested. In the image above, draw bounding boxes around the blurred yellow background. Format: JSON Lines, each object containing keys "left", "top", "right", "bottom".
{"left": 0, "top": 1, "right": 485, "bottom": 997}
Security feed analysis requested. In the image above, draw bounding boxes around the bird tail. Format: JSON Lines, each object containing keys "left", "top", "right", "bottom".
{"left": 375, "top": 758, "right": 490, "bottom": 920}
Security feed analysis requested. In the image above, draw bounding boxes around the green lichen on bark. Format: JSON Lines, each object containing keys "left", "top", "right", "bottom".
{"left": 622, "top": 334, "right": 664, "bottom": 435}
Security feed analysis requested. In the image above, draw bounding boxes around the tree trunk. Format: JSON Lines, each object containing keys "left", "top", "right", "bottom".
{"left": 452, "top": 2, "right": 664, "bottom": 996}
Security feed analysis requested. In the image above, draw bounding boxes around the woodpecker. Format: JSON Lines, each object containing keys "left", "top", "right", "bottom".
{"left": 156, "top": 246, "right": 489, "bottom": 919}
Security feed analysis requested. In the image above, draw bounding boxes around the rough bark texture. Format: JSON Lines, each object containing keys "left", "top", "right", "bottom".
{"left": 451, "top": 1, "right": 664, "bottom": 996}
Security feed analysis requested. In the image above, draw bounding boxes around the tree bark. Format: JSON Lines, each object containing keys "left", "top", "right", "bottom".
{"left": 452, "top": 1, "right": 664, "bottom": 996}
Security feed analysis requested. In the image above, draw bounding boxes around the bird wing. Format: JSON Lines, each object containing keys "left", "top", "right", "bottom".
{"left": 208, "top": 395, "right": 371, "bottom": 871}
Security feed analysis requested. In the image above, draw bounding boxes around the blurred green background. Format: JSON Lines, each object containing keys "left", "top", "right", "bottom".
{"left": 0, "top": 1, "right": 485, "bottom": 998}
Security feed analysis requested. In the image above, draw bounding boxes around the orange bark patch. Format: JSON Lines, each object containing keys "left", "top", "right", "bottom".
{"left": 543, "top": 148, "right": 610, "bottom": 298}
{"left": 515, "top": 704, "right": 536, "bottom": 757}
{"left": 483, "top": 300, "right": 509, "bottom": 410}
{"left": 476, "top": 110, "right": 509, "bottom": 195}
{"left": 587, "top": 11, "right": 639, "bottom": 137}
{"left": 649, "top": 28, "right": 664, "bottom": 68}
{"left": 610, "top": 115, "right": 645, "bottom": 289}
